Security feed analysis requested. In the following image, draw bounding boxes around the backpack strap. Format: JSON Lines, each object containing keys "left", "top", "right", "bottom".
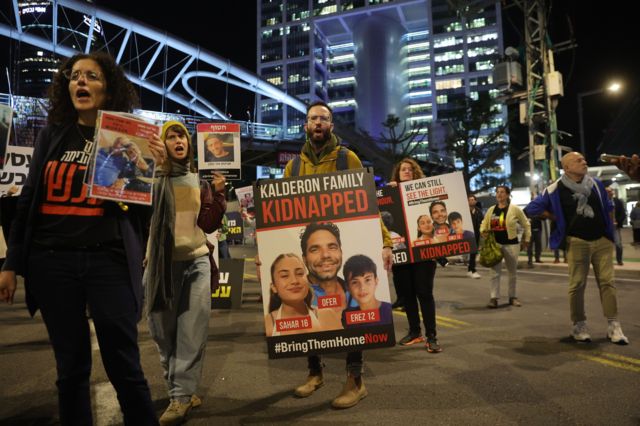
{"left": 291, "top": 155, "right": 301, "bottom": 176}
{"left": 336, "top": 146, "right": 349, "bottom": 171}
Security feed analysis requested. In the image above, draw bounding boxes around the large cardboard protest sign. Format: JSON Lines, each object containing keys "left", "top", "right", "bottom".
{"left": 377, "top": 171, "right": 476, "bottom": 265}
{"left": 255, "top": 169, "right": 395, "bottom": 359}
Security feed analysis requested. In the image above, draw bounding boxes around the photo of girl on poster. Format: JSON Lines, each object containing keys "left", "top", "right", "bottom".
{"left": 264, "top": 253, "right": 322, "bottom": 337}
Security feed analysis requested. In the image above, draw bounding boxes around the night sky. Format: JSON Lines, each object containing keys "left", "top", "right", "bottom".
{"left": 1, "top": 1, "right": 637, "bottom": 164}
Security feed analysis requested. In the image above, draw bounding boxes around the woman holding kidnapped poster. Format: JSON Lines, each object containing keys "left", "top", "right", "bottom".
{"left": 0, "top": 52, "right": 165, "bottom": 425}
{"left": 388, "top": 158, "right": 442, "bottom": 353}
{"left": 145, "top": 120, "right": 226, "bottom": 426}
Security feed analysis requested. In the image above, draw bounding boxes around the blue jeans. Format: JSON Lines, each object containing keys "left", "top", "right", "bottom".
{"left": 28, "top": 246, "right": 157, "bottom": 426}
{"left": 148, "top": 255, "right": 211, "bottom": 399}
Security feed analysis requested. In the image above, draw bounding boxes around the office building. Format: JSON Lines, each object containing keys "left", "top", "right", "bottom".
{"left": 256, "top": 0, "right": 509, "bottom": 177}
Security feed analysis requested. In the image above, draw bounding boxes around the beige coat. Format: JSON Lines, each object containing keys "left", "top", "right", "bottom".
{"left": 480, "top": 203, "right": 531, "bottom": 243}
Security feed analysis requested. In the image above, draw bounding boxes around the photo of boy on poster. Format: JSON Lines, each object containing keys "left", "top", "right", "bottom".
{"left": 255, "top": 169, "right": 395, "bottom": 358}
{"left": 341, "top": 254, "right": 393, "bottom": 328}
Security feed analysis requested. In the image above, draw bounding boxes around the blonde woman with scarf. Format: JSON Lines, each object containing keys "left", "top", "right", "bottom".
{"left": 145, "top": 121, "right": 226, "bottom": 426}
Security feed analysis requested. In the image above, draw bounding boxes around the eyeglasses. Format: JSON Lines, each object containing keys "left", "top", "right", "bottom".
{"left": 307, "top": 115, "right": 331, "bottom": 123}
{"left": 62, "top": 69, "right": 102, "bottom": 82}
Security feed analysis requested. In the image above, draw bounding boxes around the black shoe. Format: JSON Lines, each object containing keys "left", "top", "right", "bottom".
{"left": 486, "top": 298, "right": 498, "bottom": 309}
{"left": 391, "top": 299, "right": 404, "bottom": 310}
{"left": 425, "top": 336, "right": 442, "bottom": 353}
{"left": 399, "top": 333, "right": 424, "bottom": 346}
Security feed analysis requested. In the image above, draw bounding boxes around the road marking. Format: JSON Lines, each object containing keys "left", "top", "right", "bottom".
{"left": 518, "top": 270, "right": 639, "bottom": 283}
{"left": 89, "top": 319, "right": 99, "bottom": 351}
{"left": 392, "top": 311, "right": 470, "bottom": 329}
{"left": 576, "top": 352, "right": 640, "bottom": 373}
{"left": 436, "top": 315, "right": 471, "bottom": 326}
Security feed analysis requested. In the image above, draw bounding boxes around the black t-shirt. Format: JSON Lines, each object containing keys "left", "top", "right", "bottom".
{"left": 490, "top": 205, "right": 518, "bottom": 245}
{"left": 33, "top": 124, "right": 122, "bottom": 248}
{"left": 558, "top": 181, "right": 606, "bottom": 241}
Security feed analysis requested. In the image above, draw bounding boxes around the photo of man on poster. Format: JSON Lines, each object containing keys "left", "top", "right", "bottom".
{"left": 300, "top": 222, "right": 358, "bottom": 331}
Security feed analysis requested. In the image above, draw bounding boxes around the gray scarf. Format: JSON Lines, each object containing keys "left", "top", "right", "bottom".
{"left": 560, "top": 173, "right": 595, "bottom": 218}
{"left": 144, "top": 160, "right": 189, "bottom": 313}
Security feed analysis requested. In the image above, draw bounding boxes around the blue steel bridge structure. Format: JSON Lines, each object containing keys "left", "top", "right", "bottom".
{"left": 0, "top": 0, "right": 454, "bottom": 173}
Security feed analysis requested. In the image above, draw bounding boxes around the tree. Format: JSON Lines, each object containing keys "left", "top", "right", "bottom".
{"left": 442, "top": 91, "right": 510, "bottom": 193}
{"left": 378, "top": 114, "right": 428, "bottom": 160}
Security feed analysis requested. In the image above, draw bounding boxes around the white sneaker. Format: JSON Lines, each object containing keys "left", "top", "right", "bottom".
{"left": 607, "top": 320, "right": 629, "bottom": 345}
{"left": 466, "top": 271, "right": 473, "bottom": 278}
{"left": 471, "top": 272, "right": 481, "bottom": 279}
{"left": 571, "top": 321, "right": 591, "bottom": 343}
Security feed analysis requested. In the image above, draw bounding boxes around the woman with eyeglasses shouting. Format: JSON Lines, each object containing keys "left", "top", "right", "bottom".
{"left": 0, "top": 52, "right": 165, "bottom": 425}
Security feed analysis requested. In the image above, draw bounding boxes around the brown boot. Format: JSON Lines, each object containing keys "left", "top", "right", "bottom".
{"left": 331, "top": 375, "right": 368, "bottom": 409}
{"left": 294, "top": 372, "right": 323, "bottom": 397}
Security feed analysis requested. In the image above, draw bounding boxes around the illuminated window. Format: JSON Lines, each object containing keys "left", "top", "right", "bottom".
{"left": 436, "top": 95, "right": 448, "bottom": 104}
{"left": 435, "top": 79, "right": 462, "bottom": 90}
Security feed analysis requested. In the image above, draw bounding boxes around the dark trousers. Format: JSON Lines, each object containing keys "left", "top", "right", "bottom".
{"left": 28, "top": 247, "right": 157, "bottom": 426}
{"left": 307, "top": 351, "right": 363, "bottom": 378}
{"left": 218, "top": 239, "right": 231, "bottom": 259}
{"left": 393, "top": 261, "right": 437, "bottom": 337}
{"left": 528, "top": 228, "right": 542, "bottom": 262}
{"left": 468, "top": 236, "right": 480, "bottom": 272}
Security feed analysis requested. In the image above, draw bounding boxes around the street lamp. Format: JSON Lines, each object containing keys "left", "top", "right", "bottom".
{"left": 577, "top": 81, "right": 622, "bottom": 156}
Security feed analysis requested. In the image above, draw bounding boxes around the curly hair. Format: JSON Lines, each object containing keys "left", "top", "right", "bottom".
{"left": 390, "top": 158, "right": 425, "bottom": 182}
{"left": 47, "top": 51, "right": 139, "bottom": 125}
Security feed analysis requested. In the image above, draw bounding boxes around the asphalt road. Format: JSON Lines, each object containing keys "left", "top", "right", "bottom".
{"left": 0, "top": 248, "right": 638, "bottom": 425}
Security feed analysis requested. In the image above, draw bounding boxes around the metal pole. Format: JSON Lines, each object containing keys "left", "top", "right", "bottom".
{"left": 577, "top": 93, "right": 585, "bottom": 155}
{"left": 577, "top": 88, "right": 604, "bottom": 155}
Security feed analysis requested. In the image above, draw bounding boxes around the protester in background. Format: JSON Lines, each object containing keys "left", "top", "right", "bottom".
{"left": 217, "top": 213, "right": 232, "bottom": 259}
{"left": 527, "top": 194, "right": 543, "bottom": 267}
{"left": 389, "top": 158, "right": 441, "bottom": 352}
{"left": 145, "top": 121, "right": 226, "bottom": 426}
{"left": 525, "top": 152, "right": 628, "bottom": 345}
{"left": 631, "top": 203, "right": 640, "bottom": 245}
{"left": 0, "top": 52, "right": 162, "bottom": 425}
{"left": 606, "top": 186, "right": 626, "bottom": 266}
{"left": 480, "top": 185, "right": 530, "bottom": 309}
{"left": 467, "top": 194, "right": 483, "bottom": 279}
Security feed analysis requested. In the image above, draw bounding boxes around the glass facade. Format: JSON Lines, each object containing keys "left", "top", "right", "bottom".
{"left": 256, "top": 0, "right": 508, "bottom": 180}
